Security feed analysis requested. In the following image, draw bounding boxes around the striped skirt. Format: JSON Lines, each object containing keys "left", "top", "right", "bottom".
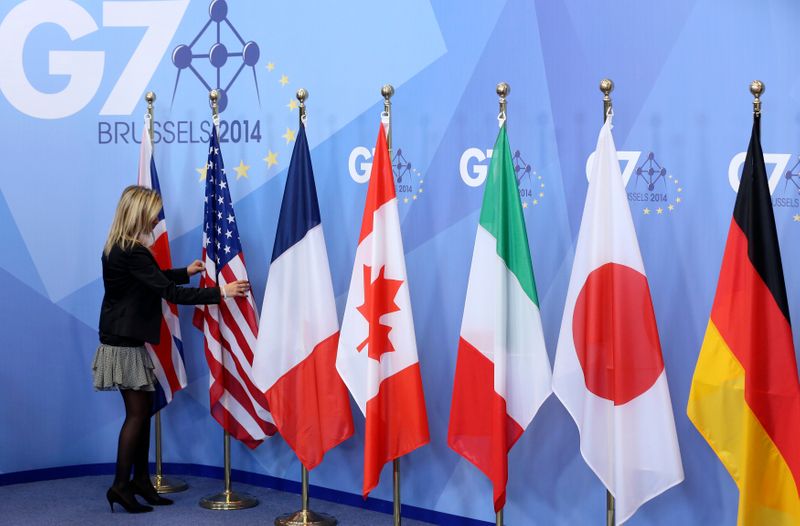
{"left": 92, "top": 344, "right": 156, "bottom": 392}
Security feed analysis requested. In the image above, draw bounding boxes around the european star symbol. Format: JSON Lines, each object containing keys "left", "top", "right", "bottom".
{"left": 794, "top": 214, "right": 800, "bottom": 222}
{"left": 412, "top": 195, "right": 417, "bottom": 200}
{"left": 196, "top": 165, "right": 208, "bottom": 181}
{"left": 418, "top": 188, "right": 424, "bottom": 194}
{"left": 282, "top": 128, "right": 296, "bottom": 144}
{"left": 540, "top": 183, "right": 545, "bottom": 188}
{"left": 263, "top": 150, "right": 278, "bottom": 168}
{"left": 668, "top": 204, "right": 675, "bottom": 211}
{"left": 643, "top": 208, "right": 651, "bottom": 215}
{"left": 403, "top": 197, "right": 409, "bottom": 203}
{"left": 266, "top": 62, "right": 275, "bottom": 72}
{"left": 677, "top": 187, "right": 683, "bottom": 192}
{"left": 279, "top": 74, "right": 289, "bottom": 86}
{"left": 533, "top": 199, "right": 538, "bottom": 205}
{"left": 539, "top": 192, "right": 544, "bottom": 197}
{"left": 676, "top": 197, "right": 682, "bottom": 203}
{"left": 233, "top": 160, "right": 250, "bottom": 179}
{"left": 287, "top": 100, "right": 298, "bottom": 111}
{"left": 656, "top": 207, "right": 664, "bottom": 214}
{"left": 522, "top": 201, "right": 528, "bottom": 208}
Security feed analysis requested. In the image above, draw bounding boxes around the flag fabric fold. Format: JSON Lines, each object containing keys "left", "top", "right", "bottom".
{"left": 688, "top": 114, "right": 800, "bottom": 525}
{"left": 137, "top": 120, "right": 187, "bottom": 413}
{"left": 193, "top": 125, "right": 276, "bottom": 448}
{"left": 336, "top": 122, "right": 430, "bottom": 498}
{"left": 552, "top": 114, "right": 683, "bottom": 524}
{"left": 447, "top": 123, "right": 552, "bottom": 512}
{"left": 252, "top": 123, "right": 354, "bottom": 470}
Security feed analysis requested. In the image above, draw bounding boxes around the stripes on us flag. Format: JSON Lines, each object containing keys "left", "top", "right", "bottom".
{"left": 192, "top": 125, "right": 276, "bottom": 448}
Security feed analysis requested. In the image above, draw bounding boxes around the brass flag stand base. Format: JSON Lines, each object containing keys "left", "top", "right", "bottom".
{"left": 152, "top": 472, "right": 188, "bottom": 494}
{"left": 199, "top": 430, "right": 259, "bottom": 510}
{"left": 275, "top": 464, "right": 337, "bottom": 526}
{"left": 275, "top": 509, "right": 337, "bottom": 526}
{"left": 199, "top": 488, "right": 259, "bottom": 511}
{"left": 151, "top": 412, "right": 188, "bottom": 493}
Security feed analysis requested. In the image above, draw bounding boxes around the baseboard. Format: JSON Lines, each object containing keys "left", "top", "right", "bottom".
{"left": 0, "top": 462, "right": 493, "bottom": 526}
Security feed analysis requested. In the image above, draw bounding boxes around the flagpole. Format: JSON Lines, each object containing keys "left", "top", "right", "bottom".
{"left": 273, "top": 88, "right": 337, "bottom": 526}
{"left": 600, "top": 77, "right": 616, "bottom": 526}
{"left": 199, "top": 89, "right": 258, "bottom": 512}
{"left": 144, "top": 90, "right": 189, "bottom": 495}
{"left": 379, "top": 83, "right": 404, "bottom": 526}
{"left": 494, "top": 81, "right": 511, "bottom": 526}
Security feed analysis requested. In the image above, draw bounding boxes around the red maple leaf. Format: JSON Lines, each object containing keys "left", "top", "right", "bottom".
{"left": 356, "top": 264, "right": 404, "bottom": 361}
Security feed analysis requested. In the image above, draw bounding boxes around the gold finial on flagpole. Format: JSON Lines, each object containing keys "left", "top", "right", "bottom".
{"left": 600, "top": 78, "right": 614, "bottom": 122}
{"left": 210, "top": 89, "right": 220, "bottom": 123}
{"left": 145, "top": 91, "right": 156, "bottom": 143}
{"left": 381, "top": 84, "right": 394, "bottom": 152}
{"left": 750, "top": 80, "right": 764, "bottom": 116}
{"left": 496, "top": 82, "right": 510, "bottom": 122}
{"left": 296, "top": 88, "right": 308, "bottom": 126}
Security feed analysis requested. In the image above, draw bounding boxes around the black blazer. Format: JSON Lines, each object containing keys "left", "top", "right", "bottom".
{"left": 99, "top": 244, "right": 220, "bottom": 345}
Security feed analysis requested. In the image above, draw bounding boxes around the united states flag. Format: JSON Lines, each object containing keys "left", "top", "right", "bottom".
{"left": 137, "top": 120, "right": 187, "bottom": 413}
{"left": 193, "top": 125, "right": 276, "bottom": 447}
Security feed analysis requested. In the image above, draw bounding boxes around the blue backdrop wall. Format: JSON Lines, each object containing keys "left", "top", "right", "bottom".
{"left": 2, "top": 1, "right": 799, "bottom": 524}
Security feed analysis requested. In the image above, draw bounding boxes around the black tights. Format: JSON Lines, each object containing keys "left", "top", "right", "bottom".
{"left": 112, "top": 389, "right": 153, "bottom": 490}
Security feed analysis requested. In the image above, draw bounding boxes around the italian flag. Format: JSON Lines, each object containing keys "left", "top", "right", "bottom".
{"left": 447, "top": 124, "right": 552, "bottom": 512}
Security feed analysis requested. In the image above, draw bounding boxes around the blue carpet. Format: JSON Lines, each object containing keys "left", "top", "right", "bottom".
{"left": 0, "top": 475, "right": 436, "bottom": 525}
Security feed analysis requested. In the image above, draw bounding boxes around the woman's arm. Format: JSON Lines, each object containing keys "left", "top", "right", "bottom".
{"left": 162, "top": 267, "right": 190, "bottom": 284}
{"left": 128, "top": 248, "right": 220, "bottom": 305}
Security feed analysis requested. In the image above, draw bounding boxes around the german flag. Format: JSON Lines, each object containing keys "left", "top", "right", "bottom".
{"left": 688, "top": 114, "right": 800, "bottom": 524}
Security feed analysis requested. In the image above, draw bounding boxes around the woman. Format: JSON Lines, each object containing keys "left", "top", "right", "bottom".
{"left": 93, "top": 185, "right": 249, "bottom": 513}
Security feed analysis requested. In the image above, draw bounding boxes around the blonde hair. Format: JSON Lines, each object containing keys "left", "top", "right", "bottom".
{"left": 104, "top": 185, "right": 163, "bottom": 256}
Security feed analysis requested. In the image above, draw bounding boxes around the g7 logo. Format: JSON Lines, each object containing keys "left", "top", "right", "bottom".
{"left": 585, "top": 150, "right": 641, "bottom": 185}
{"left": 349, "top": 146, "right": 374, "bottom": 183}
{"left": 459, "top": 148, "right": 494, "bottom": 187}
{"left": 727, "top": 152, "right": 791, "bottom": 194}
{"left": 0, "top": 0, "right": 188, "bottom": 119}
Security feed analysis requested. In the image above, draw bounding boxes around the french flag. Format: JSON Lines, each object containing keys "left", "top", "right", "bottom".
{"left": 137, "top": 119, "right": 187, "bottom": 412}
{"left": 252, "top": 123, "right": 354, "bottom": 470}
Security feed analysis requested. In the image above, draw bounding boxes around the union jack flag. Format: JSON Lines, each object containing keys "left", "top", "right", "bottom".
{"left": 193, "top": 125, "right": 276, "bottom": 447}
{"left": 137, "top": 120, "right": 186, "bottom": 414}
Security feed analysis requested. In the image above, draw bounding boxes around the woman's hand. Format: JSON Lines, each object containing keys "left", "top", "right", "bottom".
{"left": 187, "top": 260, "right": 205, "bottom": 276}
{"left": 222, "top": 280, "right": 250, "bottom": 298}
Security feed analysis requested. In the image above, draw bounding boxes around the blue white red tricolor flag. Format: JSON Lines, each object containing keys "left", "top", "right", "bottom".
{"left": 252, "top": 123, "right": 354, "bottom": 470}
{"left": 193, "top": 125, "right": 276, "bottom": 448}
{"left": 137, "top": 118, "right": 187, "bottom": 414}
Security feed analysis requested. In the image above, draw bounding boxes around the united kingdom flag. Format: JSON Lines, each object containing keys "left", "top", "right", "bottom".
{"left": 192, "top": 124, "right": 276, "bottom": 447}
{"left": 137, "top": 118, "right": 187, "bottom": 413}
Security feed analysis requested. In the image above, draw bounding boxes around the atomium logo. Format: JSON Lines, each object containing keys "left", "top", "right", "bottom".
{"left": 626, "top": 152, "right": 683, "bottom": 217}
{"left": 171, "top": 0, "right": 260, "bottom": 112}
{"left": 459, "top": 147, "right": 545, "bottom": 211}
{"left": 349, "top": 146, "right": 424, "bottom": 206}
{"left": 585, "top": 150, "right": 684, "bottom": 218}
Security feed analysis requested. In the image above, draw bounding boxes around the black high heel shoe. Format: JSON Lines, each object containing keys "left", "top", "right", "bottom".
{"left": 106, "top": 485, "right": 154, "bottom": 513}
{"left": 131, "top": 479, "right": 174, "bottom": 506}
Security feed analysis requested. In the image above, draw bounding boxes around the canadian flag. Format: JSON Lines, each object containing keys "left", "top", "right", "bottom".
{"left": 552, "top": 113, "right": 683, "bottom": 524}
{"left": 336, "top": 121, "right": 430, "bottom": 498}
